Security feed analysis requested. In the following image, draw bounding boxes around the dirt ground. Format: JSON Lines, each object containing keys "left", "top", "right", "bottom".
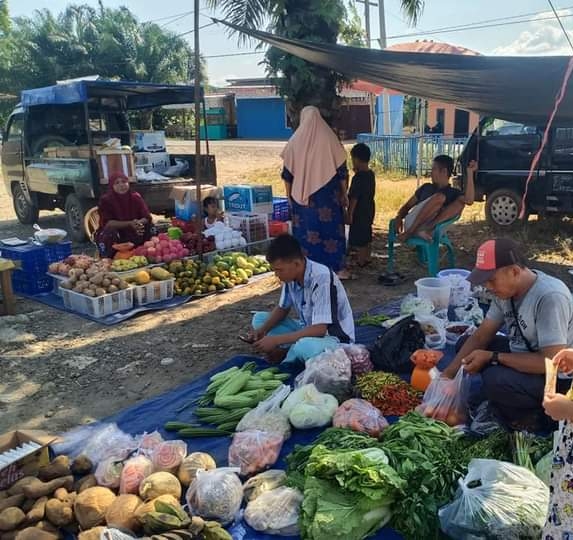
{"left": 0, "top": 141, "right": 409, "bottom": 434}
{"left": 1, "top": 140, "right": 573, "bottom": 435}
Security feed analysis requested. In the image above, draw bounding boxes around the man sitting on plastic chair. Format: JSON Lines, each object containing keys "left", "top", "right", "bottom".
{"left": 395, "top": 155, "right": 477, "bottom": 243}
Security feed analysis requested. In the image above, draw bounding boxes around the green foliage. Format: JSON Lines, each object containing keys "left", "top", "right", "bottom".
{"left": 339, "top": 1, "right": 367, "bottom": 47}
{"left": 0, "top": 3, "right": 206, "bottom": 98}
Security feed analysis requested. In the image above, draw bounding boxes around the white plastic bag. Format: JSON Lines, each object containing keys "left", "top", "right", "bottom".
{"left": 415, "top": 314, "right": 446, "bottom": 350}
{"left": 186, "top": 468, "right": 243, "bottom": 525}
{"left": 400, "top": 294, "right": 434, "bottom": 316}
{"left": 295, "top": 348, "right": 352, "bottom": 401}
{"left": 340, "top": 344, "right": 373, "bottom": 376}
{"left": 281, "top": 384, "right": 338, "bottom": 429}
{"left": 236, "top": 385, "right": 291, "bottom": 439}
{"left": 243, "top": 470, "right": 287, "bottom": 502}
{"left": 455, "top": 298, "right": 484, "bottom": 326}
{"left": 228, "top": 430, "right": 285, "bottom": 476}
{"left": 244, "top": 486, "right": 303, "bottom": 536}
{"left": 439, "top": 459, "right": 549, "bottom": 540}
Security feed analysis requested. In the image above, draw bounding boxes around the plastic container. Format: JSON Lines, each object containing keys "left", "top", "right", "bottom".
{"left": 12, "top": 273, "right": 53, "bottom": 295}
{"left": 272, "top": 197, "right": 291, "bottom": 222}
{"left": 269, "top": 220, "right": 289, "bottom": 237}
{"left": 415, "top": 277, "right": 451, "bottom": 311}
{"left": 134, "top": 278, "right": 175, "bottom": 306}
{"left": 62, "top": 287, "right": 134, "bottom": 318}
{"left": 228, "top": 213, "right": 269, "bottom": 244}
{"left": 445, "top": 322, "right": 472, "bottom": 346}
{"left": 437, "top": 268, "right": 472, "bottom": 307}
{"left": 50, "top": 274, "right": 67, "bottom": 297}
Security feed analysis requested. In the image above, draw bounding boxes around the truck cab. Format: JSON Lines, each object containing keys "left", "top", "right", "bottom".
{"left": 457, "top": 117, "right": 573, "bottom": 227}
{"left": 2, "top": 79, "right": 216, "bottom": 241}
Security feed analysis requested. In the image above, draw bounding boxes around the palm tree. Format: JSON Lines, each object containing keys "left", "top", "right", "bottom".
{"left": 207, "top": 0, "right": 425, "bottom": 126}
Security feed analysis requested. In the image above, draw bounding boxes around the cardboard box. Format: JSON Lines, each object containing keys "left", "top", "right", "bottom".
{"left": 131, "top": 131, "right": 166, "bottom": 153}
{"left": 0, "top": 430, "right": 56, "bottom": 489}
{"left": 223, "top": 185, "right": 273, "bottom": 214}
{"left": 96, "top": 149, "right": 136, "bottom": 184}
{"left": 55, "top": 145, "right": 96, "bottom": 159}
{"left": 171, "top": 185, "right": 220, "bottom": 221}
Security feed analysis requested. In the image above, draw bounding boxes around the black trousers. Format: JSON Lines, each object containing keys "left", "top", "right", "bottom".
{"left": 455, "top": 335, "right": 569, "bottom": 430}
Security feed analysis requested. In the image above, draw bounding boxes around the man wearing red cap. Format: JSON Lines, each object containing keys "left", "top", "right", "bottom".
{"left": 443, "top": 238, "right": 573, "bottom": 430}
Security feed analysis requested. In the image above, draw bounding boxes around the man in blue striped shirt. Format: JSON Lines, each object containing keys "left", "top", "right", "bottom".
{"left": 248, "top": 235, "right": 355, "bottom": 365}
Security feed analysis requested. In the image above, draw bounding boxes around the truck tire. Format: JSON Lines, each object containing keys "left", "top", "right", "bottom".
{"left": 65, "top": 194, "right": 92, "bottom": 243}
{"left": 12, "top": 184, "right": 39, "bottom": 225}
{"left": 485, "top": 188, "right": 524, "bottom": 228}
{"left": 31, "top": 135, "right": 71, "bottom": 156}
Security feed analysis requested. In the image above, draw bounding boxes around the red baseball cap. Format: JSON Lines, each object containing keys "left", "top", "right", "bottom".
{"left": 468, "top": 238, "right": 527, "bottom": 285}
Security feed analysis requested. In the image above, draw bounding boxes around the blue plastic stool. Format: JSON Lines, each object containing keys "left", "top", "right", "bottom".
{"left": 387, "top": 215, "right": 458, "bottom": 276}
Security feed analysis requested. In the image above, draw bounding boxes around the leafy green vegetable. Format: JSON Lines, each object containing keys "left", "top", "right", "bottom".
{"left": 301, "top": 477, "right": 392, "bottom": 540}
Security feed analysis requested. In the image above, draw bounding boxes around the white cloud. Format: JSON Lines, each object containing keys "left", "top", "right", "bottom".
{"left": 492, "top": 9, "right": 573, "bottom": 56}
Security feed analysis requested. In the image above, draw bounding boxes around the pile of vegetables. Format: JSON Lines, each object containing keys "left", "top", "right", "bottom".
{"left": 356, "top": 372, "right": 423, "bottom": 416}
{"left": 356, "top": 312, "right": 390, "bottom": 326}
{"left": 165, "top": 363, "right": 289, "bottom": 437}
{"left": 59, "top": 269, "right": 130, "bottom": 297}
{"left": 48, "top": 255, "right": 109, "bottom": 277}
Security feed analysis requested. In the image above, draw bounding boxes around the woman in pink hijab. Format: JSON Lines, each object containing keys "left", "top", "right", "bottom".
{"left": 281, "top": 106, "right": 351, "bottom": 278}
{"left": 95, "top": 172, "right": 153, "bottom": 258}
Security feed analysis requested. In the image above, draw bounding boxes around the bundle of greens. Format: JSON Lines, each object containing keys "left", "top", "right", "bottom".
{"left": 512, "top": 431, "right": 553, "bottom": 472}
{"left": 285, "top": 428, "right": 383, "bottom": 491}
{"left": 301, "top": 445, "right": 404, "bottom": 540}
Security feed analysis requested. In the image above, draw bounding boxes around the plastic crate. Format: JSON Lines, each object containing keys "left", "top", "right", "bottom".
{"left": 134, "top": 278, "right": 175, "bottom": 306}
{"left": 61, "top": 287, "right": 134, "bottom": 318}
{"left": 227, "top": 213, "right": 269, "bottom": 244}
{"left": 44, "top": 241, "right": 72, "bottom": 264}
{"left": 0, "top": 244, "right": 47, "bottom": 274}
{"left": 50, "top": 274, "right": 66, "bottom": 297}
{"left": 12, "top": 273, "right": 53, "bottom": 295}
{"left": 272, "top": 197, "right": 291, "bottom": 222}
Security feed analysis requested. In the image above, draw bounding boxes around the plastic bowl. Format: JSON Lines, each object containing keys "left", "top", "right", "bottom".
{"left": 34, "top": 228, "right": 67, "bottom": 244}
{"left": 445, "top": 322, "right": 472, "bottom": 344}
{"left": 415, "top": 277, "right": 451, "bottom": 311}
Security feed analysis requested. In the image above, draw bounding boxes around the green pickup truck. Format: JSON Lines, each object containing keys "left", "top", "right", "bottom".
{"left": 2, "top": 79, "right": 216, "bottom": 241}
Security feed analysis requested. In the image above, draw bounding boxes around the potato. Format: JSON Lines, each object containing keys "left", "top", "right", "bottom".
{"left": 7, "top": 479, "right": 36, "bottom": 497}
{"left": 71, "top": 456, "right": 93, "bottom": 476}
{"left": 22, "top": 477, "right": 73, "bottom": 500}
{"left": 25, "top": 497, "right": 47, "bottom": 524}
{"left": 75, "top": 475, "right": 97, "bottom": 494}
{"left": 15, "top": 528, "right": 59, "bottom": 540}
{"left": 0, "top": 496, "right": 25, "bottom": 514}
{"left": 78, "top": 527, "right": 106, "bottom": 540}
{"left": 45, "top": 499, "right": 74, "bottom": 527}
{"left": 0, "top": 508, "right": 25, "bottom": 531}
{"left": 0, "top": 492, "right": 7, "bottom": 501}
{"left": 38, "top": 456, "right": 71, "bottom": 482}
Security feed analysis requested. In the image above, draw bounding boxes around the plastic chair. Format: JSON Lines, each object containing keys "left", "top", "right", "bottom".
{"left": 84, "top": 206, "right": 100, "bottom": 252}
{"left": 387, "top": 215, "right": 459, "bottom": 277}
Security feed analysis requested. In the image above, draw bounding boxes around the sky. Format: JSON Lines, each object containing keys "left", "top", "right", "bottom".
{"left": 10, "top": 0, "right": 573, "bottom": 86}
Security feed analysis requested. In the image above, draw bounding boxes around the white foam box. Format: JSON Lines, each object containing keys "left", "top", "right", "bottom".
{"left": 223, "top": 185, "right": 273, "bottom": 214}
{"left": 131, "top": 131, "right": 166, "bottom": 152}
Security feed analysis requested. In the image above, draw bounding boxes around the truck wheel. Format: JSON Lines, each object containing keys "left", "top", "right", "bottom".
{"left": 485, "top": 189, "right": 524, "bottom": 228}
{"left": 12, "top": 184, "right": 39, "bottom": 225}
{"left": 31, "top": 135, "right": 71, "bottom": 156}
{"left": 65, "top": 194, "right": 91, "bottom": 243}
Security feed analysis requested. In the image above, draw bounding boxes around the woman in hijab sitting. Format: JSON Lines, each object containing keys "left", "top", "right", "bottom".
{"left": 95, "top": 172, "right": 153, "bottom": 258}
{"left": 281, "top": 106, "right": 352, "bottom": 279}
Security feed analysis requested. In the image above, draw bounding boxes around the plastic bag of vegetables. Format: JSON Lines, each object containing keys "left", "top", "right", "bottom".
{"left": 400, "top": 294, "right": 434, "bottom": 316}
{"left": 333, "top": 399, "right": 389, "bottom": 438}
{"left": 244, "top": 486, "right": 303, "bottom": 536}
{"left": 295, "top": 348, "right": 352, "bottom": 401}
{"left": 417, "top": 367, "right": 470, "bottom": 427}
{"left": 186, "top": 468, "right": 243, "bottom": 525}
{"left": 439, "top": 458, "right": 549, "bottom": 540}
{"left": 243, "top": 470, "right": 287, "bottom": 502}
{"left": 228, "top": 429, "right": 285, "bottom": 476}
{"left": 236, "top": 385, "right": 291, "bottom": 439}
{"left": 281, "top": 384, "right": 338, "bottom": 429}
{"left": 341, "top": 344, "right": 373, "bottom": 377}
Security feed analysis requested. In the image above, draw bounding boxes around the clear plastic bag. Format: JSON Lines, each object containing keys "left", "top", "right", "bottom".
{"left": 455, "top": 298, "right": 485, "bottom": 326}
{"left": 244, "top": 486, "right": 303, "bottom": 536}
{"left": 52, "top": 423, "right": 137, "bottom": 464}
{"left": 417, "top": 368, "right": 470, "bottom": 427}
{"left": 415, "top": 314, "right": 446, "bottom": 350}
{"left": 281, "top": 384, "right": 339, "bottom": 429}
{"left": 186, "top": 467, "right": 243, "bottom": 525}
{"left": 228, "top": 429, "right": 284, "bottom": 476}
{"left": 236, "top": 385, "right": 291, "bottom": 439}
{"left": 137, "top": 431, "right": 164, "bottom": 457}
{"left": 439, "top": 459, "right": 549, "bottom": 540}
{"left": 332, "top": 398, "right": 389, "bottom": 437}
{"left": 95, "top": 456, "right": 124, "bottom": 489}
{"left": 243, "top": 469, "right": 287, "bottom": 502}
{"left": 295, "top": 348, "right": 352, "bottom": 401}
{"left": 151, "top": 440, "right": 187, "bottom": 471}
{"left": 119, "top": 455, "right": 154, "bottom": 494}
{"left": 340, "top": 344, "right": 373, "bottom": 377}
{"left": 400, "top": 294, "right": 434, "bottom": 316}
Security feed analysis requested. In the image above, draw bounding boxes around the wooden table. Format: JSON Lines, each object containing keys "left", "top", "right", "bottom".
{"left": 0, "top": 266, "right": 16, "bottom": 316}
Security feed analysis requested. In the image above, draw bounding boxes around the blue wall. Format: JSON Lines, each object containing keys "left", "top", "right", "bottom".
{"left": 236, "top": 97, "right": 293, "bottom": 140}
{"left": 375, "top": 94, "right": 404, "bottom": 136}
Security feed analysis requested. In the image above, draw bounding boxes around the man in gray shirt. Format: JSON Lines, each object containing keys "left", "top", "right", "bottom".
{"left": 443, "top": 238, "right": 573, "bottom": 431}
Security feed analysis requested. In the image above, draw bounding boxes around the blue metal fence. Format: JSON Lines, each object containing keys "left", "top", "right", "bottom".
{"left": 356, "top": 133, "right": 468, "bottom": 176}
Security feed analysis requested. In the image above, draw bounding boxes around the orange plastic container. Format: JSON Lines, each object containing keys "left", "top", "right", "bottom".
{"left": 269, "top": 220, "right": 289, "bottom": 237}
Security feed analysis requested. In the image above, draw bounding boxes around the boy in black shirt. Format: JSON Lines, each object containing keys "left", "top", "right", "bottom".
{"left": 347, "top": 143, "right": 376, "bottom": 267}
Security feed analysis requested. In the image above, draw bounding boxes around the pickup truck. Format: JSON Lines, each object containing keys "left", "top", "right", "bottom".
{"left": 2, "top": 79, "right": 216, "bottom": 241}
{"left": 457, "top": 117, "right": 573, "bottom": 227}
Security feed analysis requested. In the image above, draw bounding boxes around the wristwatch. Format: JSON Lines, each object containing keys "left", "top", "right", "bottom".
{"left": 490, "top": 352, "right": 500, "bottom": 366}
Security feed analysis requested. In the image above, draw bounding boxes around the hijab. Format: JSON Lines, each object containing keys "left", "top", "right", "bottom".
{"left": 99, "top": 173, "right": 151, "bottom": 226}
{"left": 281, "top": 106, "right": 347, "bottom": 206}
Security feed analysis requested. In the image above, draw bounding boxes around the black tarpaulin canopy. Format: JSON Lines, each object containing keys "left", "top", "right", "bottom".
{"left": 217, "top": 19, "right": 573, "bottom": 125}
